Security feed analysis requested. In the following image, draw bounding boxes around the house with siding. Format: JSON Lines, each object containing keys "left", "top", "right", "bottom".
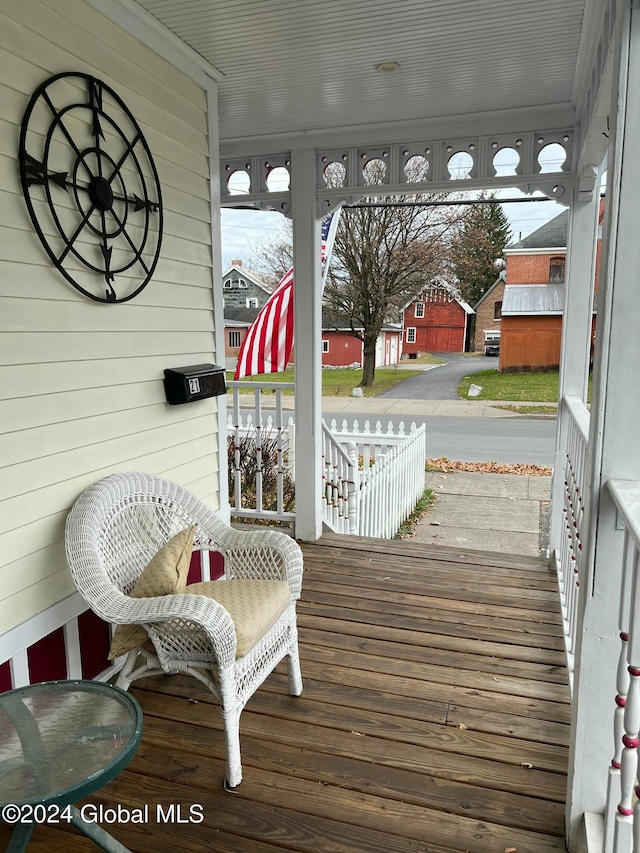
{"left": 0, "top": 3, "right": 224, "bottom": 683}
{"left": 401, "top": 280, "right": 474, "bottom": 355}
{"left": 498, "top": 207, "right": 600, "bottom": 371}
{"left": 222, "top": 263, "right": 272, "bottom": 361}
{"left": 500, "top": 283, "right": 566, "bottom": 371}
{"left": 222, "top": 261, "right": 272, "bottom": 311}
{"left": 505, "top": 209, "right": 569, "bottom": 284}
{"left": 473, "top": 211, "right": 569, "bottom": 359}
{"left": 2, "top": 2, "right": 640, "bottom": 850}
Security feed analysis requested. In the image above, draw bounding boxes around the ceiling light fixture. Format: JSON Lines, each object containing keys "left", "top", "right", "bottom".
{"left": 375, "top": 61, "right": 400, "bottom": 73}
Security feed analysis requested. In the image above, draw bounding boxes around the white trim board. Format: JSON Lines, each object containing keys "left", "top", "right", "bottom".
{"left": 0, "top": 591, "right": 87, "bottom": 664}
{"left": 504, "top": 247, "right": 567, "bottom": 255}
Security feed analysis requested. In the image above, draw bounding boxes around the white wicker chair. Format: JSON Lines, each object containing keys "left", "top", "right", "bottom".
{"left": 64, "top": 471, "right": 304, "bottom": 788}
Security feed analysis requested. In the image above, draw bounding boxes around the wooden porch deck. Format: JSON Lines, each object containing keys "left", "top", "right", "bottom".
{"left": 13, "top": 534, "right": 570, "bottom": 853}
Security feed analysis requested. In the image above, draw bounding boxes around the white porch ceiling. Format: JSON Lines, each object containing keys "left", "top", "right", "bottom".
{"left": 134, "top": 0, "right": 590, "bottom": 147}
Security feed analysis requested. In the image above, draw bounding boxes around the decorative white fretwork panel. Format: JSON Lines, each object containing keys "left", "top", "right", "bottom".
{"left": 220, "top": 130, "right": 575, "bottom": 217}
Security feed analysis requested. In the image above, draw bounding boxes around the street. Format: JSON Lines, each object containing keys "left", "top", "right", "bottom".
{"left": 234, "top": 406, "right": 556, "bottom": 467}
{"left": 323, "top": 412, "right": 556, "bottom": 467}
{"left": 232, "top": 354, "right": 557, "bottom": 468}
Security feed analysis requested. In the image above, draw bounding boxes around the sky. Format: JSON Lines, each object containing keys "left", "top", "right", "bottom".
{"left": 221, "top": 194, "right": 564, "bottom": 272}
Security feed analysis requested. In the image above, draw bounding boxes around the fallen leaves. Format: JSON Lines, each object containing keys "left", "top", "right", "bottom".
{"left": 426, "top": 457, "right": 552, "bottom": 477}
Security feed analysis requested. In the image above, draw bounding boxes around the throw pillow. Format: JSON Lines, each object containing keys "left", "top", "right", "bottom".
{"left": 108, "top": 524, "right": 196, "bottom": 659}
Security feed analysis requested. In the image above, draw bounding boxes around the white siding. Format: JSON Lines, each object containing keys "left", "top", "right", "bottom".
{"left": 0, "top": 0, "right": 221, "bottom": 632}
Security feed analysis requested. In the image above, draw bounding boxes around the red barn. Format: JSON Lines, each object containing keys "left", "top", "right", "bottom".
{"left": 321, "top": 321, "right": 403, "bottom": 367}
{"left": 402, "top": 281, "right": 474, "bottom": 355}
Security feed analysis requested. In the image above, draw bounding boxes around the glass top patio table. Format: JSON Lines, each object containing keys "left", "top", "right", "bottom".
{"left": 0, "top": 679, "right": 142, "bottom": 852}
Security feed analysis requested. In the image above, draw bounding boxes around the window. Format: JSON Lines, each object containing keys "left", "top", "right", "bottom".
{"left": 406, "top": 328, "right": 416, "bottom": 344}
{"left": 238, "top": 278, "right": 248, "bottom": 289}
{"left": 228, "top": 331, "right": 241, "bottom": 348}
{"left": 493, "top": 301, "right": 502, "bottom": 320}
{"left": 414, "top": 302, "right": 425, "bottom": 318}
{"left": 322, "top": 340, "right": 329, "bottom": 353}
{"left": 223, "top": 278, "right": 232, "bottom": 289}
{"left": 549, "top": 256, "right": 565, "bottom": 284}
{"left": 246, "top": 298, "right": 258, "bottom": 308}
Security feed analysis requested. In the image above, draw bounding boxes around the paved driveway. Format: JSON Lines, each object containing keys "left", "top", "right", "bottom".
{"left": 377, "top": 353, "right": 498, "bottom": 400}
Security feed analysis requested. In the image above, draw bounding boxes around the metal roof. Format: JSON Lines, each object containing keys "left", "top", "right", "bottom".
{"left": 501, "top": 284, "right": 565, "bottom": 315}
{"left": 134, "top": 0, "right": 589, "bottom": 146}
{"left": 224, "top": 307, "right": 260, "bottom": 323}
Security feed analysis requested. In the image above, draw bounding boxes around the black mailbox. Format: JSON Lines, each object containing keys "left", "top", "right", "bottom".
{"left": 163, "top": 364, "right": 226, "bottom": 405}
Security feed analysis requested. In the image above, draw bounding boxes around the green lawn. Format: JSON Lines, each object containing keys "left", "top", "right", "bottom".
{"left": 401, "top": 354, "right": 446, "bottom": 365}
{"left": 228, "top": 367, "right": 422, "bottom": 397}
{"left": 456, "top": 369, "right": 592, "bottom": 403}
{"left": 456, "top": 369, "right": 559, "bottom": 401}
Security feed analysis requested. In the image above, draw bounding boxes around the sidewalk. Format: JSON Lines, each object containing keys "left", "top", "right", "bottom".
{"left": 321, "top": 396, "right": 556, "bottom": 419}
{"left": 260, "top": 394, "right": 557, "bottom": 419}
{"left": 413, "top": 470, "right": 551, "bottom": 558}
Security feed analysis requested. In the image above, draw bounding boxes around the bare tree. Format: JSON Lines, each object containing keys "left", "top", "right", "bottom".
{"left": 247, "top": 219, "right": 292, "bottom": 288}
{"left": 325, "top": 196, "right": 462, "bottom": 386}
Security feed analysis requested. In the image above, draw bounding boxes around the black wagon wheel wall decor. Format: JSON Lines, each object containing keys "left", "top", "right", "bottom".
{"left": 18, "top": 72, "right": 163, "bottom": 303}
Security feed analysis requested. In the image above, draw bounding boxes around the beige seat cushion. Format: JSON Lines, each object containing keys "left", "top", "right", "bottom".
{"left": 108, "top": 525, "right": 196, "bottom": 659}
{"left": 185, "top": 580, "right": 291, "bottom": 658}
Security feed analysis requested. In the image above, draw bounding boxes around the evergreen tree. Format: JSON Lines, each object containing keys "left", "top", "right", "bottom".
{"left": 449, "top": 199, "right": 511, "bottom": 307}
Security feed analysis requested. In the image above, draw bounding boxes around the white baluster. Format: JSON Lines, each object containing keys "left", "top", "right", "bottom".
{"left": 606, "top": 632, "right": 630, "bottom": 852}
{"left": 613, "top": 670, "right": 640, "bottom": 852}
{"left": 614, "top": 544, "right": 640, "bottom": 853}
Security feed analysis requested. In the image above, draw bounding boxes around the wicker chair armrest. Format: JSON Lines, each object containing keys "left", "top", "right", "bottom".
{"left": 201, "top": 527, "right": 303, "bottom": 598}
{"left": 96, "top": 588, "right": 237, "bottom": 667}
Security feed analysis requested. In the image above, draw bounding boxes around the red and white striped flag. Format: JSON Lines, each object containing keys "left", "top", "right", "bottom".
{"left": 234, "top": 212, "right": 339, "bottom": 379}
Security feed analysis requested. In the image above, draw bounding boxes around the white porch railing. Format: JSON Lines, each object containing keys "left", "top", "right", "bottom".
{"left": 554, "top": 394, "right": 590, "bottom": 685}
{"left": 602, "top": 479, "right": 640, "bottom": 853}
{"left": 321, "top": 423, "right": 358, "bottom": 535}
{"left": 227, "top": 382, "right": 427, "bottom": 537}
{"left": 227, "top": 380, "right": 296, "bottom": 524}
{"left": 325, "top": 418, "right": 427, "bottom": 538}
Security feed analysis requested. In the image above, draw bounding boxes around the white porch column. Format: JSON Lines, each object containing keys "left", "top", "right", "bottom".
{"left": 206, "top": 82, "right": 231, "bottom": 523}
{"left": 566, "top": 3, "right": 640, "bottom": 848}
{"left": 548, "top": 173, "right": 600, "bottom": 556}
{"left": 291, "top": 149, "right": 323, "bottom": 541}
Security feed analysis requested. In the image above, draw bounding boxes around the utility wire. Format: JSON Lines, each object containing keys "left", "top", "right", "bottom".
{"left": 344, "top": 196, "right": 555, "bottom": 210}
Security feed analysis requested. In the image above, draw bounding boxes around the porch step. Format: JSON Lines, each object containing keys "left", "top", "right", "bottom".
{"left": 313, "top": 530, "right": 551, "bottom": 573}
